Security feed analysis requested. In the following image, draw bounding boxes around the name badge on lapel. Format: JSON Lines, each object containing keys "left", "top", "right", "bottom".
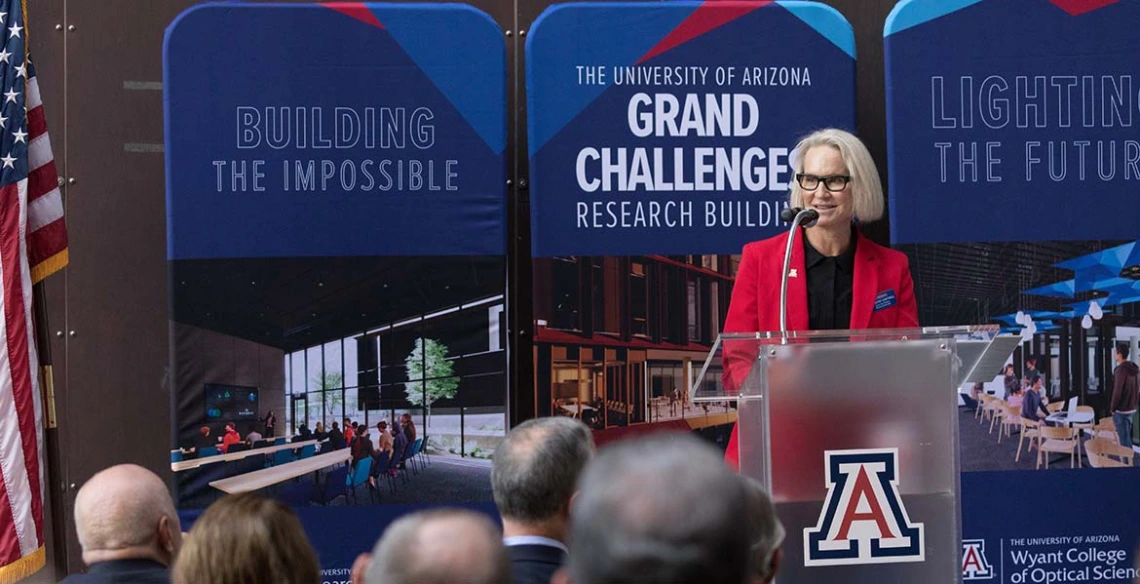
{"left": 874, "top": 290, "right": 897, "bottom": 312}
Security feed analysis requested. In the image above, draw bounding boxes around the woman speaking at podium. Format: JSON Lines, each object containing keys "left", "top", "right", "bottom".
{"left": 722, "top": 128, "right": 919, "bottom": 470}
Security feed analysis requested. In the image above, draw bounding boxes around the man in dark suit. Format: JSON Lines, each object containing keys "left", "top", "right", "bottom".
{"left": 492, "top": 417, "right": 594, "bottom": 584}
{"left": 60, "top": 464, "right": 182, "bottom": 583}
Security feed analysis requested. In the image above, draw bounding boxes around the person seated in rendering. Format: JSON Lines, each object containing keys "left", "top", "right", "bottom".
{"left": 390, "top": 421, "right": 409, "bottom": 477}
{"left": 739, "top": 475, "right": 784, "bottom": 584}
{"left": 297, "top": 422, "right": 314, "bottom": 441}
{"left": 313, "top": 421, "right": 328, "bottom": 441}
{"left": 192, "top": 426, "right": 213, "bottom": 453}
{"left": 245, "top": 426, "right": 264, "bottom": 446}
{"left": 328, "top": 422, "right": 345, "bottom": 449}
{"left": 492, "top": 417, "right": 595, "bottom": 584}
{"left": 173, "top": 493, "right": 321, "bottom": 584}
{"left": 344, "top": 418, "right": 356, "bottom": 444}
{"left": 362, "top": 508, "right": 511, "bottom": 584}
{"left": 60, "top": 464, "right": 182, "bottom": 584}
{"left": 1006, "top": 384, "right": 1024, "bottom": 409}
{"left": 1022, "top": 377, "right": 1049, "bottom": 422}
{"left": 401, "top": 413, "right": 418, "bottom": 444}
{"left": 560, "top": 433, "right": 751, "bottom": 584}
{"left": 352, "top": 427, "right": 375, "bottom": 470}
{"left": 721, "top": 127, "right": 919, "bottom": 471}
{"left": 220, "top": 422, "right": 242, "bottom": 453}
{"left": 368, "top": 421, "right": 395, "bottom": 488}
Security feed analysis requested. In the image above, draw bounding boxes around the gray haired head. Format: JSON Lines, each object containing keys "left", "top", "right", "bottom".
{"left": 569, "top": 432, "right": 751, "bottom": 584}
{"left": 364, "top": 508, "right": 510, "bottom": 584}
{"left": 492, "top": 416, "right": 595, "bottom": 522}
{"left": 739, "top": 475, "right": 785, "bottom": 583}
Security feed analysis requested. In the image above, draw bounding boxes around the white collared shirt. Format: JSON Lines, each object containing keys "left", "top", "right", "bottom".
{"left": 502, "top": 535, "right": 568, "bottom": 554}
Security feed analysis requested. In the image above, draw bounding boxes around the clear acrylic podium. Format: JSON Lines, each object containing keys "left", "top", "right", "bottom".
{"left": 691, "top": 326, "right": 1001, "bottom": 583}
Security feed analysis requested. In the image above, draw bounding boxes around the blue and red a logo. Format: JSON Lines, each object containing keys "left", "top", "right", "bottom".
{"left": 804, "top": 448, "right": 925, "bottom": 566}
{"left": 962, "top": 539, "right": 994, "bottom": 580}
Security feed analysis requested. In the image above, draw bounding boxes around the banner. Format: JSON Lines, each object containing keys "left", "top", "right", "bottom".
{"left": 165, "top": 2, "right": 506, "bottom": 576}
{"left": 528, "top": 0, "right": 856, "bottom": 257}
{"left": 887, "top": 2, "right": 1140, "bottom": 581}
{"left": 525, "top": 0, "right": 855, "bottom": 475}
{"left": 885, "top": 0, "right": 1140, "bottom": 245}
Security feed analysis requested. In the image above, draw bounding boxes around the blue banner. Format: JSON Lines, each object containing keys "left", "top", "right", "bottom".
{"left": 165, "top": 2, "right": 505, "bottom": 259}
{"left": 885, "top": 0, "right": 1140, "bottom": 244}
{"left": 527, "top": 1, "right": 855, "bottom": 257}
{"left": 962, "top": 471, "right": 1140, "bottom": 582}
{"left": 164, "top": 3, "right": 507, "bottom": 578}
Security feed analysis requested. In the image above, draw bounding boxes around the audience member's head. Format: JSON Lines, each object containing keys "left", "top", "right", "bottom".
{"left": 739, "top": 476, "right": 784, "bottom": 584}
{"left": 74, "top": 464, "right": 182, "bottom": 568}
{"left": 377, "top": 421, "right": 387, "bottom": 431}
{"left": 568, "top": 433, "right": 751, "bottom": 584}
{"left": 1117, "top": 342, "right": 1130, "bottom": 362}
{"left": 492, "top": 417, "right": 594, "bottom": 542}
{"left": 1005, "top": 364, "right": 1014, "bottom": 375}
{"left": 172, "top": 493, "right": 320, "bottom": 584}
{"left": 333, "top": 422, "right": 340, "bottom": 430}
{"left": 364, "top": 509, "right": 510, "bottom": 584}
{"left": 225, "top": 422, "right": 236, "bottom": 433}
{"left": 199, "top": 426, "right": 209, "bottom": 437}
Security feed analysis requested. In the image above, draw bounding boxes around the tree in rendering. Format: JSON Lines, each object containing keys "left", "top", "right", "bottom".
{"left": 404, "top": 338, "right": 459, "bottom": 421}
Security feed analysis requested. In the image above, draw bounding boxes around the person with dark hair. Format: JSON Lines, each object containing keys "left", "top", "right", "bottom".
{"left": 362, "top": 509, "right": 510, "bottom": 584}
{"left": 262, "top": 410, "right": 276, "bottom": 437}
{"left": 352, "top": 427, "right": 375, "bottom": 469}
{"left": 1003, "top": 364, "right": 1018, "bottom": 397}
{"left": 1111, "top": 343, "right": 1139, "bottom": 453}
{"left": 492, "top": 417, "right": 595, "bottom": 584}
{"left": 1023, "top": 357, "right": 1042, "bottom": 390}
{"left": 328, "top": 422, "right": 344, "bottom": 450}
{"left": 566, "top": 433, "right": 751, "bottom": 584}
{"left": 173, "top": 493, "right": 320, "bottom": 584}
{"left": 344, "top": 418, "right": 356, "bottom": 444}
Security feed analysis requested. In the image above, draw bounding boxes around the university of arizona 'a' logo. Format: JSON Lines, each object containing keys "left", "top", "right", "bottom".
{"left": 803, "top": 448, "right": 925, "bottom": 566}
{"left": 962, "top": 539, "right": 994, "bottom": 580}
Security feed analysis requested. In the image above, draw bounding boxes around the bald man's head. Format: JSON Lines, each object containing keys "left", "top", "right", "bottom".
{"left": 74, "top": 464, "right": 182, "bottom": 567}
{"left": 365, "top": 509, "right": 510, "bottom": 584}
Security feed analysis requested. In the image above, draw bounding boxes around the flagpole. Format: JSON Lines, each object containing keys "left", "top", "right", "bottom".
{"left": 32, "top": 257, "right": 68, "bottom": 574}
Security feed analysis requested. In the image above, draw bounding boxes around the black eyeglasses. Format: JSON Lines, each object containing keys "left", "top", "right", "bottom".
{"left": 795, "top": 173, "right": 851, "bottom": 192}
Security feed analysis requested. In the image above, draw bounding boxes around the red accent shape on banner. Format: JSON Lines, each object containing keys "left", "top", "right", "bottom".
{"left": 324, "top": 2, "right": 385, "bottom": 29}
{"left": 636, "top": 1, "right": 772, "bottom": 64}
{"left": 1048, "top": 0, "right": 1120, "bottom": 16}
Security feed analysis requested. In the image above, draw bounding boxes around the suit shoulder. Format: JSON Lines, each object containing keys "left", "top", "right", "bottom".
{"left": 742, "top": 233, "right": 789, "bottom": 256}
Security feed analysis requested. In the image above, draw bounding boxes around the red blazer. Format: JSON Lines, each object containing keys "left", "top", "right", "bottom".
{"left": 722, "top": 228, "right": 919, "bottom": 470}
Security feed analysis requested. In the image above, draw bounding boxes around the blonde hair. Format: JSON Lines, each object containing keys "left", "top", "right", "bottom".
{"left": 173, "top": 493, "right": 320, "bottom": 584}
{"left": 788, "top": 128, "right": 884, "bottom": 223}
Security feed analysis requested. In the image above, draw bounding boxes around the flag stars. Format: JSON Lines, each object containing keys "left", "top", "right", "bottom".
{"left": 7, "top": 23, "right": 20, "bottom": 39}
{"left": 0, "top": 49, "right": 10, "bottom": 64}
{"left": 14, "top": 63, "right": 24, "bottom": 78}
{"left": 12, "top": 128, "right": 26, "bottom": 143}
{"left": 0, "top": 114, "right": 8, "bottom": 129}
{"left": 3, "top": 89, "right": 16, "bottom": 104}
{"left": 1, "top": 153, "right": 15, "bottom": 169}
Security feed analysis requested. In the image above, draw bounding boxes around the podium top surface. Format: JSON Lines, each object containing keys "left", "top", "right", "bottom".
{"left": 691, "top": 325, "right": 1006, "bottom": 402}
{"left": 715, "top": 324, "right": 998, "bottom": 343}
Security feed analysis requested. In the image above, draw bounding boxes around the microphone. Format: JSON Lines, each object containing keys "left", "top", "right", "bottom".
{"left": 779, "top": 207, "right": 820, "bottom": 337}
{"left": 780, "top": 206, "right": 819, "bottom": 227}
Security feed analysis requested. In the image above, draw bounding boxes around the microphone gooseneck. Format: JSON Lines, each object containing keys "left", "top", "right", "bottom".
{"left": 779, "top": 208, "right": 820, "bottom": 337}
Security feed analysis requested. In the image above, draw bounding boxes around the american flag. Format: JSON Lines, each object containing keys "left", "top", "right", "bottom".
{"left": 0, "top": 0, "right": 68, "bottom": 582}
